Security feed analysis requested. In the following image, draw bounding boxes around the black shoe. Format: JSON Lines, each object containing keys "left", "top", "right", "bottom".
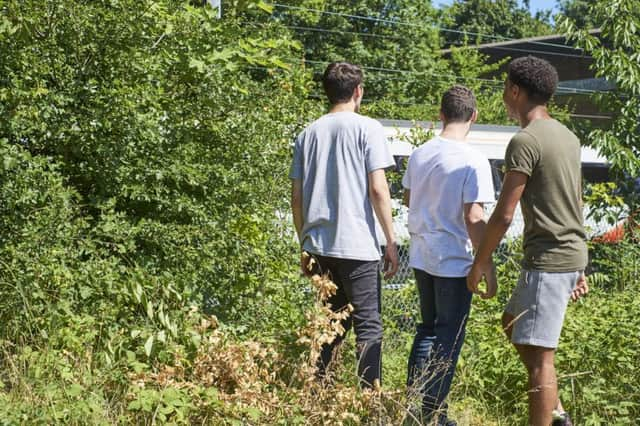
{"left": 551, "top": 411, "right": 573, "bottom": 426}
{"left": 436, "top": 414, "right": 457, "bottom": 426}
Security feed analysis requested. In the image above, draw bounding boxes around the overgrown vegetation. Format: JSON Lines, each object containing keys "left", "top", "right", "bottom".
{"left": 0, "top": 0, "right": 638, "bottom": 424}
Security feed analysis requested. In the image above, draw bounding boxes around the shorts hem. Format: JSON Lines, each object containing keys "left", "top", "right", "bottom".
{"left": 510, "top": 337, "right": 558, "bottom": 349}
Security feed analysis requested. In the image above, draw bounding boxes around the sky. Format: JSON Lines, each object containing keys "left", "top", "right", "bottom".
{"left": 437, "top": 0, "right": 560, "bottom": 15}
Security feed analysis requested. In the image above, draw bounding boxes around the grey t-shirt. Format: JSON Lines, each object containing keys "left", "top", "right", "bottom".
{"left": 289, "top": 112, "right": 394, "bottom": 261}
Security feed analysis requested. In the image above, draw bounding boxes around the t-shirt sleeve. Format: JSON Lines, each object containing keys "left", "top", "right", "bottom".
{"left": 504, "top": 132, "right": 540, "bottom": 177}
{"left": 365, "top": 122, "right": 395, "bottom": 173}
{"left": 463, "top": 155, "right": 495, "bottom": 204}
{"left": 289, "top": 133, "right": 303, "bottom": 180}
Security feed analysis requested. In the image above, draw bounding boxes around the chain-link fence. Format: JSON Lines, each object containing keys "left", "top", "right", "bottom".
{"left": 380, "top": 206, "right": 617, "bottom": 334}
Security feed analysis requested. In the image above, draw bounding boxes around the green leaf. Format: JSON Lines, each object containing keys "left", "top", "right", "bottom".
{"left": 66, "top": 384, "right": 84, "bottom": 397}
{"left": 144, "top": 335, "right": 154, "bottom": 357}
{"left": 256, "top": 1, "right": 274, "bottom": 14}
{"left": 146, "top": 300, "right": 154, "bottom": 320}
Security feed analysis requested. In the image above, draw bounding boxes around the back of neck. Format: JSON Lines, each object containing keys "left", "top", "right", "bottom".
{"left": 329, "top": 102, "right": 357, "bottom": 114}
{"left": 439, "top": 122, "right": 471, "bottom": 142}
{"left": 519, "top": 105, "right": 552, "bottom": 128}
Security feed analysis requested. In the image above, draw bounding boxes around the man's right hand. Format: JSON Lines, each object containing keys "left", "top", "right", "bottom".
{"left": 300, "top": 252, "right": 314, "bottom": 277}
{"left": 467, "top": 260, "right": 498, "bottom": 299}
{"left": 383, "top": 243, "right": 399, "bottom": 279}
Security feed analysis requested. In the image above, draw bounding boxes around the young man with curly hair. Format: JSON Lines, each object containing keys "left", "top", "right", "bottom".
{"left": 468, "top": 56, "right": 589, "bottom": 426}
{"left": 290, "top": 62, "right": 398, "bottom": 389}
{"left": 403, "top": 85, "right": 495, "bottom": 426}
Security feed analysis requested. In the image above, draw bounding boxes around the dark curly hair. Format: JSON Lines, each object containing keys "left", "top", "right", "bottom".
{"left": 507, "top": 56, "right": 558, "bottom": 104}
{"left": 322, "top": 62, "right": 363, "bottom": 105}
{"left": 440, "top": 85, "right": 476, "bottom": 123}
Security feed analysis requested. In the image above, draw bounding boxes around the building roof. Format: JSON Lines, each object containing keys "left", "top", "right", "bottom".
{"left": 441, "top": 29, "right": 602, "bottom": 82}
{"left": 378, "top": 119, "right": 606, "bottom": 163}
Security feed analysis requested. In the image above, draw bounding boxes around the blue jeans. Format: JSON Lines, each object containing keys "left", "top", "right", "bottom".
{"left": 407, "top": 269, "right": 472, "bottom": 420}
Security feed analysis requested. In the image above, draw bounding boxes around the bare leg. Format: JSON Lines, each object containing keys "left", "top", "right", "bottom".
{"left": 502, "top": 313, "right": 559, "bottom": 426}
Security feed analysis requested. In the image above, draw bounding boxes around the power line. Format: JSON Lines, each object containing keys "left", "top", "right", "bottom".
{"left": 291, "top": 58, "right": 604, "bottom": 94}
{"left": 275, "top": 24, "right": 592, "bottom": 59}
{"left": 308, "top": 93, "right": 613, "bottom": 120}
{"left": 271, "top": 3, "right": 583, "bottom": 51}
{"left": 286, "top": 24, "right": 403, "bottom": 40}
{"left": 291, "top": 57, "right": 501, "bottom": 83}
{"left": 246, "top": 59, "right": 605, "bottom": 95}
{"left": 467, "top": 45, "right": 592, "bottom": 60}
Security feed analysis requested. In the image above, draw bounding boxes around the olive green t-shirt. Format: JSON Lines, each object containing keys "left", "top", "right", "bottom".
{"left": 505, "top": 119, "right": 588, "bottom": 272}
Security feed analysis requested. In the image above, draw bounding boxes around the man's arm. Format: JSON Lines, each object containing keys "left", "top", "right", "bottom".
{"left": 291, "top": 178, "right": 312, "bottom": 276}
{"left": 403, "top": 189, "right": 410, "bottom": 208}
{"left": 467, "top": 171, "right": 528, "bottom": 298}
{"left": 291, "top": 178, "right": 303, "bottom": 239}
{"left": 369, "top": 169, "right": 399, "bottom": 279}
{"left": 464, "top": 202, "right": 487, "bottom": 250}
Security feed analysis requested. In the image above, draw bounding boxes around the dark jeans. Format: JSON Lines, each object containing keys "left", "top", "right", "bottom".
{"left": 313, "top": 255, "right": 383, "bottom": 389}
{"left": 407, "top": 269, "right": 472, "bottom": 420}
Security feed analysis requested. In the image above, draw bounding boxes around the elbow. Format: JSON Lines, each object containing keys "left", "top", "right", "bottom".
{"left": 369, "top": 185, "right": 387, "bottom": 202}
{"left": 464, "top": 212, "right": 484, "bottom": 228}
{"left": 495, "top": 212, "right": 513, "bottom": 229}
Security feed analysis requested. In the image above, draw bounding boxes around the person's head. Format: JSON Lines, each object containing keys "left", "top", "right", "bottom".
{"left": 503, "top": 56, "right": 558, "bottom": 119}
{"left": 439, "top": 85, "right": 477, "bottom": 125}
{"left": 322, "top": 62, "right": 364, "bottom": 110}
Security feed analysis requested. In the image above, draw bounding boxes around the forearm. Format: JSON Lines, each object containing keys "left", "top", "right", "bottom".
{"left": 371, "top": 189, "right": 396, "bottom": 245}
{"left": 473, "top": 214, "right": 510, "bottom": 264}
{"left": 464, "top": 203, "right": 487, "bottom": 250}
{"left": 466, "top": 219, "right": 487, "bottom": 251}
{"left": 291, "top": 179, "right": 304, "bottom": 243}
{"left": 472, "top": 170, "right": 527, "bottom": 265}
{"left": 292, "top": 204, "right": 303, "bottom": 241}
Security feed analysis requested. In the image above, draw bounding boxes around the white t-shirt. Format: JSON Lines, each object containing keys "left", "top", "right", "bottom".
{"left": 402, "top": 136, "right": 495, "bottom": 277}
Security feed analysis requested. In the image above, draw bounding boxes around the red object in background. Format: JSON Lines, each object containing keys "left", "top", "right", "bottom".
{"left": 595, "top": 223, "right": 626, "bottom": 244}
{"left": 593, "top": 212, "right": 639, "bottom": 244}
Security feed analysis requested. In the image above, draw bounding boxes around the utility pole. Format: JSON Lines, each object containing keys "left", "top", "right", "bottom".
{"left": 207, "top": 0, "right": 221, "bottom": 19}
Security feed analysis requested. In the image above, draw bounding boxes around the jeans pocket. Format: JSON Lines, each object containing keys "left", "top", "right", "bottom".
{"left": 348, "top": 260, "right": 378, "bottom": 281}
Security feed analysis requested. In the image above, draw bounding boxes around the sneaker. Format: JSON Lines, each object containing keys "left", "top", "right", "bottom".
{"left": 551, "top": 410, "right": 573, "bottom": 426}
{"left": 436, "top": 414, "right": 457, "bottom": 426}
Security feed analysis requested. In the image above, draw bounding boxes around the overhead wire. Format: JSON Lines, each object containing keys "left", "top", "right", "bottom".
{"left": 271, "top": 3, "right": 585, "bottom": 51}
{"left": 248, "top": 65, "right": 611, "bottom": 119}
{"left": 250, "top": 8, "right": 600, "bottom": 93}
{"left": 274, "top": 23, "right": 593, "bottom": 59}
{"left": 307, "top": 92, "right": 613, "bottom": 120}
{"left": 289, "top": 58, "right": 604, "bottom": 94}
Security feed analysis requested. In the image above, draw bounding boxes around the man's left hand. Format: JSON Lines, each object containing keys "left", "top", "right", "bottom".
{"left": 571, "top": 273, "right": 589, "bottom": 301}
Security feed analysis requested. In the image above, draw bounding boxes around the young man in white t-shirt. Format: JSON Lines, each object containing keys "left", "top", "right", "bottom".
{"left": 402, "top": 86, "right": 496, "bottom": 425}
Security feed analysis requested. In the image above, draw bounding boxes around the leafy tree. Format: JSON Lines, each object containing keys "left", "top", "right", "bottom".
{"left": 558, "top": 0, "right": 640, "bottom": 209}
{"left": 262, "top": 1, "right": 513, "bottom": 123}
{"left": 0, "top": 0, "right": 316, "bottom": 341}
{"left": 440, "top": 0, "right": 553, "bottom": 46}
{"left": 267, "top": 0, "right": 447, "bottom": 103}
{"left": 556, "top": 0, "right": 598, "bottom": 30}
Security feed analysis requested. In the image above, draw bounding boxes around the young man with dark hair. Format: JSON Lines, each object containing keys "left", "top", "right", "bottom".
{"left": 403, "top": 85, "right": 495, "bottom": 425}
{"left": 290, "top": 62, "right": 399, "bottom": 389}
{"left": 468, "top": 56, "right": 589, "bottom": 426}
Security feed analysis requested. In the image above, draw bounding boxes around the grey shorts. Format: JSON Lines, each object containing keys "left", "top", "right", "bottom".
{"left": 504, "top": 269, "right": 582, "bottom": 349}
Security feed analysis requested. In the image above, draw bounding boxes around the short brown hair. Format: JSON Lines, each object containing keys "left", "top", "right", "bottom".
{"left": 322, "top": 62, "right": 363, "bottom": 105}
{"left": 440, "top": 85, "right": 476, "bottom": 123}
